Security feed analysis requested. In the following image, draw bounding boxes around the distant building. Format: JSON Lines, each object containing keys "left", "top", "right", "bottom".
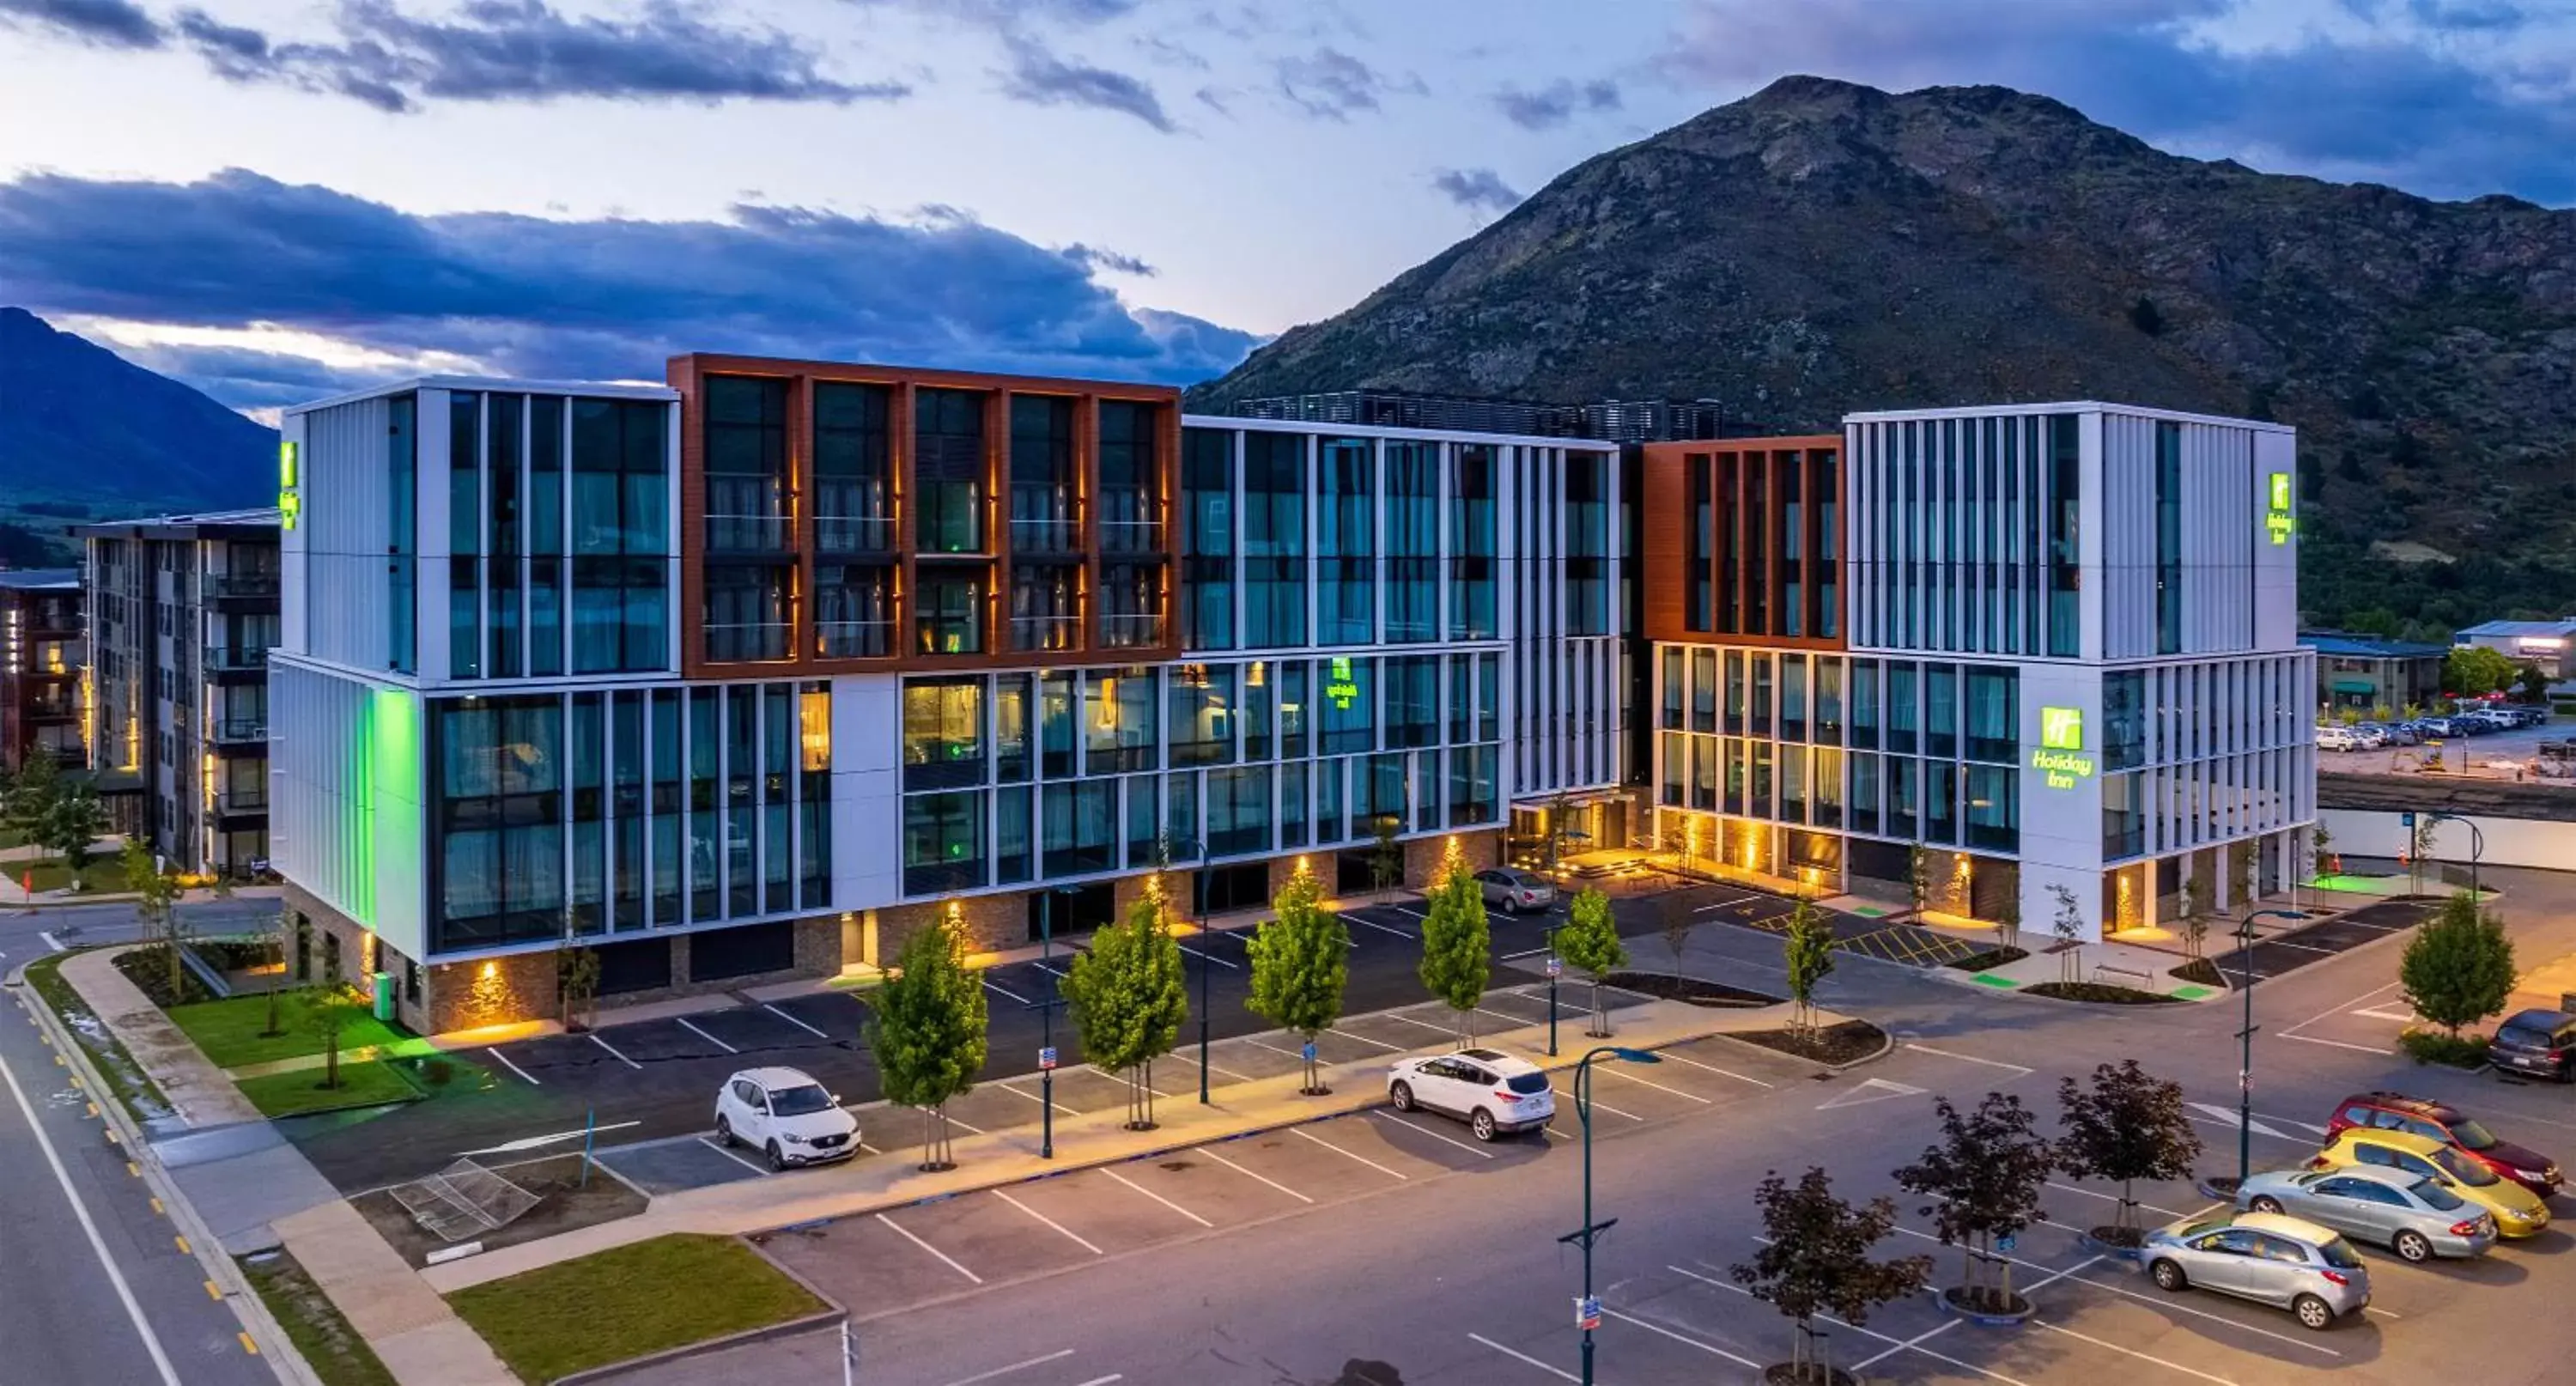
{"left": 72, "top": 509, "right": 282, "bottom": 878}
{"left": 1228, "top": 388, "right": 1752, "bottom": 445}
{"left": 0, "top": 568, "right": 83, "bottom": 773}
{"left": 2453, "top": 618, "right": 2576, "bottom": 682}
{"left": 2300, "top": 632, "right": 2448, "bottom": 712}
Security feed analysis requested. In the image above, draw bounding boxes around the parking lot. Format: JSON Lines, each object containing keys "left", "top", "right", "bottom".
{"left": 737, "top": 1028, "right": 1813, "bottom": 1324}
{"left": 2325, "top": 714, "right": 2571, "bottom": 779}
{"left": 1680, "top": 882, "right": 1986, "bottom": 967}
{"left": 2203, "top": 897, "right": 2435, "bottom": 989}
{"left": 593, "top": 977, "right": 1679, "bottom": 1196}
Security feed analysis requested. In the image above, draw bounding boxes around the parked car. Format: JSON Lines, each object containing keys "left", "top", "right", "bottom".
{"left": 2350, "top": 724, "right": 2389, "bottom": 749}
{"left": 2490, "top": 1008, "right": 2576, "bottom": 1083}
{"left": 1387, "top": 1047, "right": 1555, "bottom": 1141}
{"left": 1474, "top": 868, "right": 1558, "bottom": 914}
{"left": 2308, "top": 1129, "right": 2550, "bottom": 1237}
{"left": 2237, "top": 1166, "right": 2494, "bottom": 1263}
{"left": 2327, "top": 1091, "right": 2562, "bottom": 1196}
{"left": 2314, "top": 726, "right": 2359, "bottom": 751}
{"left": 714, "top": 1067, "right": 860, "bottom": 1170}
{"left": 2143, "top": 1212, "right": 2371, "bottom": 1330}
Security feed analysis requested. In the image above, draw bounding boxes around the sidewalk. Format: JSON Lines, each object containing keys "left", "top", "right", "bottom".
{"left": 421, "top": 988, "right": 1831, "bottom": 1295}
{"left": 50, "top": 945, "right": 513, "bottom": 1386}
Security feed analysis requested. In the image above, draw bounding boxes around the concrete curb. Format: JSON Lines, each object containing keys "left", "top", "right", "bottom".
{"left": 545, "top": 1240, "right": 849, "bottom": 1386}
{"left": 9, "top": 970, "right": 321, "bottom": 1386}
{"left": 1694, "top": 1018, "right": 1893, "bottom": 1073}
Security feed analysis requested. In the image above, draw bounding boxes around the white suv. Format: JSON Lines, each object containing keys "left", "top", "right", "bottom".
{"left": 714, "top": 1067, "right": 860, "bottom": 1170}
{"left": 2314, "top": 726, "right": 2358, "bottom": 751}
{"left": 1388, "top": 1048, "right": 1556, "bottom": 1140}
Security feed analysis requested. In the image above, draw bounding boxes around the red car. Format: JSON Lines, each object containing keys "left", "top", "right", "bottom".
{"left": 2328, "top": 1091, "right": 2561, "bottom": 1197}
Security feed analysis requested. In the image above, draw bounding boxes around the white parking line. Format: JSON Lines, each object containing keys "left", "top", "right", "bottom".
{"left": 1086, "top": 1064, "right": 1167, "bottom": 1097}
{"left": 2035, "top": 1321, "right": 2239, "bottom": 1385}
{"left": 1594, "top": 1064, "right": 1712, "bottom": 1103}
{"left": 2046, "top": 1182, "right": 2197, "bottom": 1220}
{"left": 486, "top": 1047, "right": 542, "bottom": 1085}
{"left": 676, "top": 1017, "right": 738, "bottom": 1054}
{"left": 990, "top": 1188, "right": 1103, "bottom": 1255}
{"left": 1599, "top": 1307, "right": 1763, "bottom": 1371}
{"left": 1181, "top": 945, "right": 1241, "bottom": 970}
{"left": 588, "top": 1032, "right": 642, "bottom": 1069}
{"left": 2281, "top": 980, "right": 2402, "bottom": 1039}
{"left": 1382, "top": 1011, "right": 1455, "bottom": 1036}
{"left": 1475, "top": 1004, "right": 1543, "bottom": 1028}
{"left": 932, "top": 1348, "right": 1073, "bottom": 1386}
{"left": 1389, "top": 904, "right": 1428, "bottom": 919}
{"left": 1346, "top": 914, "right": 1416, "bottom": 940}
{"left": 1325, "top": 1027, "right": 1407, "bottom": 1053}
{"left": 1646, "top": 1048, "right": 1774, "bottom": 1088}
{"left": 982, "top": 978, "right": 1031, "bottom": 1005}
{"left": 1242, "top": 1036, "right": 1316, "bottom": 1063}
{"left": 37, "top": 931, "right": 64, "bottom": 952}
{"left": 1291, "top": 1126, "right": 1411, "bottom": 1179}
{"left": 1163, "top": 1049, "right": 1258, "bottom": 1084}
{"left": 876, "top": 1211, "right": 983, "bottom": 1284}
{"left": 1551, "top": 1084, "right": 1643, "bottom": 1122}
{"left": 1373, "top": 1109, "right": 1498, "bottom": 1158}
{"left": 1881, "top": 1224, "right": 2339, "bottom": 1357}
{"left": 1903, "top": 1042, "right": 2033, "bottom": 1074}
{"left": 994, "top": 1080, "right": 1080, "bottom": 1117}
{"left": 944, "top": 1111, "right": 987, "bottom": 1135}
{"left": 1069, "top": 1376, "right": 1123, "bottom": 1386}
{"left": 1196, "top": 1146, "right": 1315, "bottom": 1203}
{"left": 2269, "top": 939, "right": 2336, "bottom": 955}
{"left": 1675, "top": 1263, "right": 2027, "bottom": 1384}
{"left": 697, "top": 1136, "right": 769, "bottom": 1176}
{"left": 763, "top": 1003, "right": 831, "bottom": 1038}
{"left": 1030, "top": 961, "right": 1067, "bottom": 976}
{"left": 2283, "top": 1033, "right": 2393, "bottom": 1055}
{"left": 1500, "top": 946, "right": 1552, "bottom": 960}
{"left": 1098, "top": 1166, "right": 1214, "bottom": 1227}
{"left": 1466, "top": 1334, "right": 1581, "bottom": 1383}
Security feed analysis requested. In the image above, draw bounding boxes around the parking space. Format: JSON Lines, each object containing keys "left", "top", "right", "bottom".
{"left": 596, "top": 1134, "right": 777, "bottom": 1195}
{"left": 2213, "top": 898, "right": 2433, "bottom": 988}
{"left": 1680, "top": 880, "right": 1981, "bottom": 970}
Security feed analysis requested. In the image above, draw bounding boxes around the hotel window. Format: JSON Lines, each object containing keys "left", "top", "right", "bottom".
{"left": 1039, "top": 672, "right": 1076, "bottom": 777}
{"left": 1165, "top": 774, "right": 1200, "bottom": 860}
{"left": 1686, "top": 454, "right": 1712, "bottom": 631}
{"left": 817, "top": 563, "right": 892, "bottom": 658}
{"left": 1966, "top": 764, "right": 2017, "bottom": 852}
{"left": 1661, "top": 648, "right": 1684, "bottom": 731}
{"left": 1565, "top": 452, "right": 1611, "bottom": 635}
{"left": 2102, "top": 771, "right": 2145, "bottom": 860}
{"left": 527, "top": 397, "right": 564, "bottom": 675}
{"left": 1181, "top": 427, "right": 1234, "bottom": 650}
{"left": 1923, "top": 663, "right": 1958, "bottom": 761}
{"left": 902, "top": 791, "right": 985, "bottom": 894}
{"left": 685, "top": 690, "right": 716, "bottom": 921}
{"left": 2155, "top": 420, "right": 2182, "bottom": 655}
{"left": 1318, "top": 655, "right": 1376, "bottom": 756}
{"left": 1924, "top": 762, "right": 1958, "bottom": 845}
{"left": 1749, "top": 741, "right": 1774, "bottom": 818}
{"left": 914, "top": 568, "right": 983, "bottom": 655}
{"left": 1816, "top": 455, "right": 1839, "bottom": 639}
{"left": 915, "top": 388, "right": 987, "bottom": 554}
{"left": 2104, "top": 671, "right": 2146, "bottom": 770}
{"left": 1886, "top": 660, "right": 1917, "bottom": 755}
{"left": 487, "top": 393, "right": 524, "bottom": 678}
{"left": 1813, "top": 746, "right": 1844, "bottom": 829}
{"left": 1280, "top": 660, "right": 1310, "bottom": 758}
{"left": 706, "top": 564, "right": 792, "bottom": 663}
{"left": 1009, "top": 561, "right": 1079, "bottom": 653}
{"left": 1314, "top": 757, "right": 1346, "bottom": 844}
{"left": 1243, "top": 433, "right": 1305, "bottom": 647}
{"left": 1449, "top": 653, "right": 1474, "bottom": 745}
{"left": 571, "top": 398, "right": 671, "bottom": 673}
{"left": 902, "top": 678, "right": 984, "bottom": 791}
{"left": 703, "top": 376, "right": 791, "bottom": 554}
{"left": 1722, "top": 649, "right": 1744, "bottom": 735}
{"left": 1452, "top": 444, "right": 1498, "bottom": 639}
{"left": 1659, "top": 732, "right": 1686, "bottom": 806}
{"left": 1098, "top": 400, "right": 1162, "bottom": 556}
{"left": 1476, "top": 653, "right": 1498, "bottom": 741}
{"left": 430, "top": 695, "right": 565, "bottom": 951}
{"left": 1716, "top": 738, "right": 1738, "bottom": 815}
{"left": 388, "top": 392, "right": 417, "bottom": 672}
{"left": 1008, "top": 395, "right": 1079, "bottom": 556}
{"left": 1385, "top": 654, "right": 1439, "bottom": 750}
{"left": 1964, "top": 667, "right": 2015, "bottom": 763}
{"left": 1848, "top": 751, "right": 1880, "bottom": 836}
{"left": 1780, "top": 653, "right": 1807, "bottom": 743}
{"left": 1387, "top": 441, "right": 1437, "bottom": 642}
{"left": 1279, "top": 761, "right": 1308, "bottom": 848}
{"left": 1716, "top": 452, "right": 1741, "bottom": 635}
{"left": 993, "top": 674, "right": 1032, "bottom": 783}
{"left": 1814, "top": 658, "right": 1844, "bottom": 744}
{"left": 1318, "top": 438, "right": 1374, "bottom": 645}
{"left": 994, "top": 785, "right": 1032, "bottom": 885}
{"left": 450, "top": 392, "right": 483, "bottom": 679}
{"left": 1207, "top": 766, "right": 1272, "bottom": 857}
{"left": 1886, "top": 756, "right": 1917, "bottom": 840}
{"left": 1084, "top": 668, "right": 1157, "bottom": 775}
{"left": 1692, "top": 647, "right": 1719, "bottom": 733}
{"left": 1750, "top": 653, "right": 1774, "bottom": 739}
{"left": 1169, "top": 663, "right": 1236, "bottom": 768}
{"left": 815, "top": 382, "right": 894, "bottom": 556}
{"left": 1779, "top": 745, "right": 1807, "bottom": 824}
{"left": 1043, "top": 779, "right": 1116, "bottom": 878}
{"left": 2047, "top": 413, "right": 2080, "bottom": 657}
{"left": 1449, "top": 744, "right": 1497, "bottom": 826}
{"left": 1743, "top": 456, "right": 1768, "bottom": 633}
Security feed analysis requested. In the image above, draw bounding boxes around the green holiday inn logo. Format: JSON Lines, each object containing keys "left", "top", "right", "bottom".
{"left": 2032, "top": 705, "right": 2094, "bottom": 788}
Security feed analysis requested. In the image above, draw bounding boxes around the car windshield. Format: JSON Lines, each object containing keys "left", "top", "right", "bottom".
{"left": 2428, "top": 1147, "right": 2498, "bottom": 1187}
{"left": 1506, "top": 1073, "right": 1550, "bottom": 1096}
{"left": 2408, "top": 1178, "right": 2465, "bottom": 1211}
{"left": 2498, "top": 1023, "right": 2560, "bottom": 1049}
{"left": 2447, "top": 1118, "right": 2500, "bottom": 1151}
{"left": 768, "top": 1084, "right": 836, "bottom": 1116}
{"left": 2318, "top": 1237, "right": 2365, "bottom": 1270}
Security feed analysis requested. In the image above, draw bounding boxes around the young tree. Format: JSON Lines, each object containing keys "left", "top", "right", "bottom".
{"left": 2048, "top": 884, "right": 2086, "bottom": 985}
{"left": 1367, "top": 817, "right": 1403, "bottom": 903}
{"left": 869, "top": 905, "right": 988, "bottom": 1170}
{"left": 1555, "top": 886, "right": 1625, "bottom": 1038}
{"left": 307, "top": 989, "right": 368, "bottom": 1091}
{"left": 1658, "top": 897, "right": 1696, "bottom": 973}
{"left": 1783, "top": 896, "right": 1836, "bottom": 1040}
{"left": 1065, "top": 894, "right": 1188, "bottom": 1128}
{"left": 1731, "top": 1167, "right": 1933, "bottom": 1385}
{"left": 260, "top": 910, "right": 291, "bottom": 1038}
{"left": 1416, "top": 861, "right": 1491, "bottom": 1046}
{"left": 2399, "top": 891, "right": 2517, "bottom": 1041}
{"left": 3, "top": 750, "right": 60, "bottom": 848}
{"left": 44, "top": 782, "right": 110, "bottom": 888}
{"left": 1893, "top": 1092, "right": 2053, "bottom": 1315}
{"left": 122, "top": 840, "right": 187, "bottom": 1000}
{"left": 1906, "top": 842, "right": 1933, "bottom": 921}
{"left": 2176, "top": 871, "right": 2209, "bottom": 962}
{"left": 2515, "top": 663, "right": 2552, "bottom": 705}
{"left": 1992, "top": 884, "right": 2021, "bottom": 952}
{"left": 558, "top": 946, "right": 602, "bottom": 1035}
{"left": 1245, "top": 863, "right": 1349, "bottom": 1096}
{"left": 2055, "top": 1061, "right": 2202, "bottom": 1248}
{"left": 2227, "top": 841, "right": 2257, "bottom": 916}
{"left": 2308, "top": 822, "right": 2335, "bottom": 885}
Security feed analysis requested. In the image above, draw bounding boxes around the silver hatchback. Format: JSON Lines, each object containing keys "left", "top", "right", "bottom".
{"left": 2238, "top": 1166, "right": 2495, "bottom": 1263}
{"left": 1475, "top": 868, "right": 1558, "bottom": 914}
{"left": 2144, "top": 1212, "right": 2372, "bottom": 1331}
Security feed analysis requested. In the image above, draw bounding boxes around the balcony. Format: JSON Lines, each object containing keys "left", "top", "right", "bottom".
{"left": 705, "top": 514, "right": 794, "bottom": 554}
{"left": 215, "top": 788, "right": 268, "bottom": 816}
{"left": 1099, "top": 613, "right": 1166, "bottom": 649}
{"left": 815, "top": 514, "right": 896, "bottom": 556}
{"left": 705, "top": 623, "right": 792, "bottom": 663}
{"left": 1008, "top": 518, "right": 1084, "bottom": 557}
{"left": 817, "top": 619, "right": 892, "bottom": 659}
{"left": 1098, "top": 517, "right": 1166, "bottom": 556}
{"left": 206, "top": 573, "right": 281, "bottom": 599}
{"left": 204, "top": 647, "right": 269, "bottom": 672}
{"left": 1010, "top": 614, "right": 1081, "bottom": 653}
{"left": 212, "top": 717, "right": 268, "bottom": 745}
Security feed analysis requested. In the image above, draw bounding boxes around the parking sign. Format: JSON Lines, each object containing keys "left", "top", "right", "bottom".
{"left": 1301, "top": 1040, "right": 1318, "bottom": 1062}
{"left": 1575, "top": 1296, "right": 1601, "bottom": 1330}
{"left": 1545, "top": 955, "right": 1564, "bottom": 979}
{"left": 1038, "top": 1046, "right": 1057, "bottom": 1071}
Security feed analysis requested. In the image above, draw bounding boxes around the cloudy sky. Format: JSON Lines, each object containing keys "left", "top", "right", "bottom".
{"left": 2, "top": 0, "right": 2569, "bottom": 416}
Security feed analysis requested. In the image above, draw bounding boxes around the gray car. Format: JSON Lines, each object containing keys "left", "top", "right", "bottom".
{"left": 1474, "top": 868, "right": 1558, "bottom": 914}
{"left": 2239, "top": 1166, "right": 2496, "bottom": 1262}
{"left": 2143, "top": 1212, "right": 2372, "bottom": 1331}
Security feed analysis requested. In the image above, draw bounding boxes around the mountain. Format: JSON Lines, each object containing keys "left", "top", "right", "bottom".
{"left": 1190, "top": 76, "right": 2576, "bottom": 637}
{"left": 0, "top": 307, "right": 276, "bottom": 522}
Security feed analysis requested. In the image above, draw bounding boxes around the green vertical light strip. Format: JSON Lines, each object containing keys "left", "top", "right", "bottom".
{"left": 369, "top": 687, "right": 422, "bottom": 937}
{"left": 349, "top": 687, "right": 378, "bottom": 927}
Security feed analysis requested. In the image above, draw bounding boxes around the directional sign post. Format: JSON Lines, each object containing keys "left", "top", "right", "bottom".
{"left": 1301, "top": 1040, "right": 1318, "bottom": 1064}
{"left": 1574, "top": 1296, "right": 1601, "bottom": 1332}
{"left": 1996, "top": 1233, "right": 2016, "bottom": 1255}
{"left": 1038, "top": 1046, "right": 1058, "bottom": 1072}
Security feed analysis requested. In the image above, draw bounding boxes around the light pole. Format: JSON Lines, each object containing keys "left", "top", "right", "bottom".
{"left": 1545, "top": 919, "right": 1561, "bottom": 1058}
{"left": 1560, "top": 1045, "right": 1660, "bottom": 1385}
{"left": 1029, "top": 887, "right": 1072, "bottom": 1160}
{"left": 1185, "top": 837, "right": 1212, "bottom": 1105}
{"left": 2423, "top": 812, "right": 2486, "bottom": 900}
{"left": 2232, "top": 908, "right": 2308, "bottom": 1188}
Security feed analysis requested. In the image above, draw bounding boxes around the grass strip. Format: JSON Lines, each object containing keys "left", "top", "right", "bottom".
{"left": 167, "top": 989, "right": 407, "bottom": 1069}
{"left": 238, "top": 1249, "right": 399, "bottom": 1386}
{"left": 234, "top": 1059, "right": 421, "bottom": 1116}
{"left": 449, "top": 1233, "right": 828, "bottom": 1383}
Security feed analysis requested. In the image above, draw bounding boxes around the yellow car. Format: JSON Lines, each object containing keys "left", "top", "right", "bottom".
{"left": 2310, "top": 1130, "right": 2552, "bottom": 1238}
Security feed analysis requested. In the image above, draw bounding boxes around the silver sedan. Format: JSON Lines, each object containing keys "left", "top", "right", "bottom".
{"left": 2143, "top": 1212, "right": 2372, "bottom": 1331}
{"left": 2239, "top": 1166, "right": 2495, "bottom": 1263}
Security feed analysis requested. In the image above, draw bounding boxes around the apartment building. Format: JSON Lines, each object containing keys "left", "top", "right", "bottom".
{"left": 271, "top": 361, "right": 1624, "bottom": 1031}
{"left": 74, "top": 510, "right": 282, "bottom": 877}
{"left": 1645, "top": 404, "right": 2312, "bottom": 941}
{"left": 0, "top": 568, "right": 83, "bottom": 773}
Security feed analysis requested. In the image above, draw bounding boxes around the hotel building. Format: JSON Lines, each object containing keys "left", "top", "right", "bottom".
{"left": 270, "top": 360, "right": 1623, "bottom": 1030}
{"left": 0, "top": 568, "right": 83, "bottom": 773}
{"left": 1644, "top": 405, "right": 2312, "bottom": 940}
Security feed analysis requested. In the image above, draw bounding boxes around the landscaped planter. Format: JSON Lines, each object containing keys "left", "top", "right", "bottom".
{"left": 2078, "top": 1226, "right": 2148, "bottom": 1261}
{"left": 1937, "top": 1286, "right": 2035, "bottom": 1324}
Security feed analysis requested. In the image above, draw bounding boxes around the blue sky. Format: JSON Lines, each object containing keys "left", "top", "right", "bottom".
{"left": 2, "top": 0, "right": 2569, "bottom": 416}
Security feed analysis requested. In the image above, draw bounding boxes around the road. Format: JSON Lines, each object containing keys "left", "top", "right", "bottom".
{"left": 619, "top": 865, "right": 2576, "bottom": 1386}
{"left": 0, "top": 976, "right": 274, "bottom": 1386}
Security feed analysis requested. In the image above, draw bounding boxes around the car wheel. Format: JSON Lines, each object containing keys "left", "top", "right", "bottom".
{"left": 2249, "top": 1195, "right": 2285, "bottom": 1214}
{"left": 1471, "top": 1108, "right": 1498, "bottom": 1142}
{"left": 2394, "top": 1230, "right": 2433, "bottom": 1263}
{"left": 2292, "top": 1294, "right": 2336, "bottom": 1332}
{"left": 714, "top": 1115, "right": 735, "bottom": 1148}
{"left": 1390, "top": 1081, "right": 1416, "bottom": 1113}
{"left": 2148, "top": 1259, "right": 2188, "bottom": 1292}
{"left": 765, "top": 1140, "right": 787, "bottom": 1172}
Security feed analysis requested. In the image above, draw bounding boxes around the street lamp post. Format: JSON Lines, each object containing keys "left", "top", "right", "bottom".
{"left": 1028, "top": 887, "right": 1073, "bottom": 1160}
{"left": 1188, "top": 840, "right": 1212, "bottom": 1105}
{"left": 2232, "top": 909, "right": 2309, "bottom": 1188}
{"left": 1545, "top": 921, "right": 1561, "bottom": 1059}
{"left": 1560, "top": 1046, "right": 1661, "bottom": 1386}
{"left": 2424, "top": 812, "right": 2486, "bottom": 900}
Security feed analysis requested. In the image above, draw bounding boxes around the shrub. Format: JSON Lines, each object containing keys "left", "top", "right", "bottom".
{"left": 2398, "top": 1029, "right": 2490, "bottom": 1069}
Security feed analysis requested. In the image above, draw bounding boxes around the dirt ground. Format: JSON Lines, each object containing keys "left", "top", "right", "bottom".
{"left": 352, "top": 1152, "right": 647, "bottom": 1267}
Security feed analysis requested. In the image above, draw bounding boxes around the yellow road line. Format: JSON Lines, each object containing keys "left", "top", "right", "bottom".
{"left": 173, "top": 1235, "right": 189, "bottom": 1255}
{"left": 237, "top": 1333, "right": 258, "bottom": 1356}
{"left": 125, "top": 1161, "right": 138, "bottom": 1178}
{"left": 204, "top": 1280, "right": 222, "bottom": 1302}
{"left": 150, "top": 1196, "right": 164, "bottom": 1216}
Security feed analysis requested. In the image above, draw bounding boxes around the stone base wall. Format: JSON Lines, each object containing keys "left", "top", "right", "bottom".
{"left": 877, "top": 892, "right": 1024, "bottom": 966}
{"left": 1403, "top": 829, "right": 1500, "bottom": 888}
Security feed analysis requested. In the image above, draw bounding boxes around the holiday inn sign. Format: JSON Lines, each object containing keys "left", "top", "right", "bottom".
{"left": 2032, "top": 704, "right": 2095, "bottom": 789}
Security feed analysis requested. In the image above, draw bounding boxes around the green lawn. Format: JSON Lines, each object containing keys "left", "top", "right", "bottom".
{"left": 15, "top": 856, "right": 131, "bottom": 895}
{"left": 235, "top": 1060, "right": 420, "bottom": 1117}
{"left": 167, "top": 990, "right": 408, "bottom": 1070}
{"left": 448, "top": 1234, "right": 828, "bottom": 1383}
{"left": 239, "top": 1249, "right": 398, "bottom": 1386}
